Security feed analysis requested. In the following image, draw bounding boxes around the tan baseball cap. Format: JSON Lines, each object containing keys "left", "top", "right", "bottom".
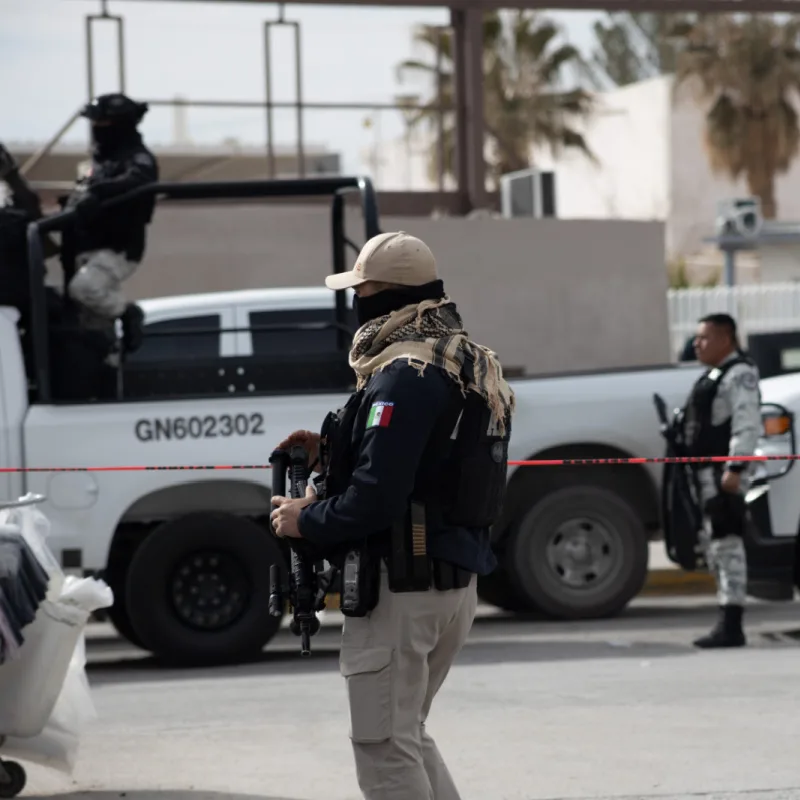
{"left": 324, "top": 231, "right": 437, "bottom": 290}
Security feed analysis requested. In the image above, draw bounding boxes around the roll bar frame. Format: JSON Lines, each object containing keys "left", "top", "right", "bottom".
{"left": 26, "top": 175, "right": 381, "bottom": 403}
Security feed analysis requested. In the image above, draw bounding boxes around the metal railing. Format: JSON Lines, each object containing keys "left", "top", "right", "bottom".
{"left": 26, "top": 175, "right": 381, "bottom": 403}
{"left": 667, "top": 282, "right": 800, "bottom": 358}
{"left": 20, "top": 1, "right": 451, "bottom": 189}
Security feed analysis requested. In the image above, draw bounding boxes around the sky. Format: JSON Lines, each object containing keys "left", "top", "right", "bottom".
{"left": 1, "top": 0, "right": 606, "bottom": 174}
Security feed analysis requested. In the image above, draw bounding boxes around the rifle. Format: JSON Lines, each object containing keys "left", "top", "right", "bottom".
{"left": 268, "top": 445, "right": 336, "bottom": 657}
{"left": 653, "top": 392, "right": 705, "bottom": 569}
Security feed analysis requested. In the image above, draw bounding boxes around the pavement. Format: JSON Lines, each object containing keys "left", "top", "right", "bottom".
{"left": 14, "top": 594, "right": 800, "bottom": 800}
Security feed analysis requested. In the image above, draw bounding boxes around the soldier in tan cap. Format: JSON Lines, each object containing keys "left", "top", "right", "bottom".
{"left": 271, "top": 231, "right": 515, "bottom": 799}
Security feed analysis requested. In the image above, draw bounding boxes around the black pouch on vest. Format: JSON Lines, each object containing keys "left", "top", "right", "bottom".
{"left": 387, "top": 502, "right": 432, "bottom": 593}
{"left": 443, "top": 391, "right": 511, "bottom": 528}
{"left": 432, "top": 559, "right": 473, "bottom": 591}
{"left": 339, "top": 547, "right": 381, "bottom": 617}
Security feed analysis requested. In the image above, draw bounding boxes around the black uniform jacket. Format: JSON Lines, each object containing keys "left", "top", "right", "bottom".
{"left": 66, "top": 139, "right": 159, "bottom": 262}
{"left": 298, "top": 360, "right": 497, "bottom": 575}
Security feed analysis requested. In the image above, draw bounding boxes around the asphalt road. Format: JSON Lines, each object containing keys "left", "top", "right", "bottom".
{"left": 15, "top": 597, "right": 800, "bottom": 800}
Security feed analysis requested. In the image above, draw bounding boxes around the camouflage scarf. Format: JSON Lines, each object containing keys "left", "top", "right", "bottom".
{"left": 349, "top": 296, "right": 515, "bottom": 435}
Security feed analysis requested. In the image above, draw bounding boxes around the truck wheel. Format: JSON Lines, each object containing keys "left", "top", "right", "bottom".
{"left": 477, "top": 565, "right": 531, "bottom": 612}
{"left": 507, "top": 485, "right": 649, "bottom": 620}
{"left": 103, "top": 563, "right": 147, "bottom": 650}
{"left": 125, "top": 512, "right": 285, "bottom": 666}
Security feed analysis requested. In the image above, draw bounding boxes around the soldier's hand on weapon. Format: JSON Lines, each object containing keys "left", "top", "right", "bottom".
{"left": 276, "top": 430, "right": 321, "bottom": 467}
{"left": 720, "top": 470, "right": 741, "bottom": 494}
{"left": 270, "top": 484, "right": 317, "bottom": 538}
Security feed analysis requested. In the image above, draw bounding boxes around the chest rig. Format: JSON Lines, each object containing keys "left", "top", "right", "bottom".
{"left": 316, "top": 367, "right": 511, "bottom": 595}
{"left": 681, "top": 355, "right": 753, "bottom": 459}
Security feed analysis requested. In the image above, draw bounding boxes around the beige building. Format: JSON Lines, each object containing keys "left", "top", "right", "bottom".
{"left": 374, "top": 74, "right": 800, "bottom": 284}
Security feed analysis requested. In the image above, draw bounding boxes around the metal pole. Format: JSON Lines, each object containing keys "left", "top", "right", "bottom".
{"left": 264, "top": 7, "right": 305, "bottom": 179}
{"left": 263, "top": 21, "right": 276, "bottom": 178}
{"left": 117, "top": 13, "right": 127, "bottom": 93}
{"left": 86, "top": 14, "right": 95, "bottom": 101}
{"left": 86, "top": 10, "right": 127, "bottom": 100}
{"left": 724, "top": 248, "right": 736, "bottom": 287}
{"left": 293, "top": 21, "right": 306, "bottom": 177}
{"left": 436, "top": 27, "right": 446, "bottom": 193}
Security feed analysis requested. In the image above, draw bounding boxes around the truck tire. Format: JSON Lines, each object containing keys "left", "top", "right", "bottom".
{"left": 477, "top": 565, "right": 531, "bottom": 612}
{"left": 125, "top": 512, "right": 285, "bottom": 666}
{"left": 103, "top": 561, "right": 147, "bottom": 650}
{"left": 507, "top": 485, "right": 649, "bottom": 619}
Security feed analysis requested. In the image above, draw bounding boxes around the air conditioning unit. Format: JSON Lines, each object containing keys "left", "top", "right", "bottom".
{"left": 499, "top": 168, "right": 557, "bottom": 219}
{"left": 715, "top": 197, "right": 763, "bottom": 240}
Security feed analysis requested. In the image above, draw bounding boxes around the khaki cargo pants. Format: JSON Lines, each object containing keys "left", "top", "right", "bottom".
{"left": 339, "top": 563, "right": 478, "bottom": 800}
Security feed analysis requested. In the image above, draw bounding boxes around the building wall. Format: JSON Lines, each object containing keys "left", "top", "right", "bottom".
{"left": 125, "top": 204, "right": 670, "bottom": 375}
{"left": 533, "top": 75, "right": 671, "bottom": 224}
{"left": 372, "top": 75, "right": 800, "bottom": 268}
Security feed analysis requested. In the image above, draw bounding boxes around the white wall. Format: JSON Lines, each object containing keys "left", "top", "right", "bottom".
{"left": 533, "top": 75, "right": 671, "bottom": 223}
{"left": 371, "top": 74, "right": 800, "bottom": 269}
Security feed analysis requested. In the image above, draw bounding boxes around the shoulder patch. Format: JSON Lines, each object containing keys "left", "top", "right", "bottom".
{"left": 366, "top": 401, "right": 394, "bottom": 429}
{"left": 735, "top": 370, "right": 759, "bottom": 391}
{"left": 133, "top": 151, "right": 154, "bottom": 167}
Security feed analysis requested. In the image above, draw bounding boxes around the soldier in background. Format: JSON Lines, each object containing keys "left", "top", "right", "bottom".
{"left": 64, "top": 92, "right": 158, "bottom": 340}
{"left": 681, "top": 313, "right": 761, "bottom": 648}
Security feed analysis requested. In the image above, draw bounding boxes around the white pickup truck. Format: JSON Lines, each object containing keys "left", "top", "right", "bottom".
{"left": 1, "top": 175, "right": 797, "bottom": 666}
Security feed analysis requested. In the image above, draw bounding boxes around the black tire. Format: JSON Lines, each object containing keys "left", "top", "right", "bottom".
{"left": 103, "top": 562, "right": 147, "bottom": 650}
{"left": 507, "top": 485, "right": 649, "bottom": 620}
{"left": 477, "top": 564, "right": 531, "bottom": 612}
{"left": 0, "top": 761, "right": 26, "bottom": 798}
{"left": 125, "top": 512, "right": 286, "bottom": 666}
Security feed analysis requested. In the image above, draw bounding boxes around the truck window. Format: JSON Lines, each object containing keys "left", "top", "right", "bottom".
{"left": 249, "top": 308, "right": 356, "bottom": 356}
{"left": 127, "top": 314, "right": 221, "bottom": 363}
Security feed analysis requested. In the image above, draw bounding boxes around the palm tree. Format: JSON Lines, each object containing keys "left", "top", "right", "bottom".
{"left": 591, "top": 11, "right": 695, "bottom": 88}
{"left": 395, "top": 10, "right": 596, "bottom": 188}
{"left": 671, "top": 14, "right": 800, "bottom": 219}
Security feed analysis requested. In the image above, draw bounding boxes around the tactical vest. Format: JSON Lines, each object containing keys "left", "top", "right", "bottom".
{"left": 318, "top": 372, "right": 511, "bottom": 530}
{"left": 681, "top": 354, "right": 755, "bottom": 459}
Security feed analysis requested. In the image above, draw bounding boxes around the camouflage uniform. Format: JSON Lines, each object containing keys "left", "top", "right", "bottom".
{"left": 691, "top": 352, "right": 761, "bottom": 647}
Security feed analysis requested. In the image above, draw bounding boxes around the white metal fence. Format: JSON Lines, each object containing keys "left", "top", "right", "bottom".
{"left": 667, "top": 282, "right": 800, "bottom": 358}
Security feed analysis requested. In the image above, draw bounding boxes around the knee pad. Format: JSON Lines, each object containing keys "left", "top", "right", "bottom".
{"left": 704, "top": 492, "right": 746, "bottom": 539}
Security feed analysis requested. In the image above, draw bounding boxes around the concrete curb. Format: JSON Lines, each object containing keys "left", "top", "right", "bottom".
{"left": 640, "top": 568, "right": 715, "bottom": 597}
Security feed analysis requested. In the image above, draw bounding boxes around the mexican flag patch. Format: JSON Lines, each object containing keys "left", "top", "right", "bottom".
{"left": 367, "top": 401, "right": 394, "bottom": 429}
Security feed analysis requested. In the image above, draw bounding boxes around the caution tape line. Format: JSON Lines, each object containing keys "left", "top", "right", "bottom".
{"left": 0, "top": 453, "right": 796, "bottom": 473}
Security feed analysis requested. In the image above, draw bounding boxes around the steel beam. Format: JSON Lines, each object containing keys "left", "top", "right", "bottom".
{"left": 452, "top": 8, "right": 487, "bottom": 212}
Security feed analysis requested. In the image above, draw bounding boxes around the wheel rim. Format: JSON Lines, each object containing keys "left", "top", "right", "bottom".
{"left": 169, "top": 550, "right": 251, "bottom": 631}
{"left": 543, "top": 515, "right": 619, "bottom": 593}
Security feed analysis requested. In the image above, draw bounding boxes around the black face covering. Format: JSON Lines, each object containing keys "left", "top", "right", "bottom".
{"left": 91, "top": 122, "right": 140, "bottom": 155}
{"left": 353, "top": 279, "right": 445, "bottom": 327}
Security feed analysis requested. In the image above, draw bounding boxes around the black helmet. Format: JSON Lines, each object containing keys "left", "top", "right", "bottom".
{"left": 80, "top": 93, "right": 148, "bottom": 126}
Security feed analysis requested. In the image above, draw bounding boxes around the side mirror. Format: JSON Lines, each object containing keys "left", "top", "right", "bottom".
{"left": 755, "top": 402, "right": 795, "bottom": 480}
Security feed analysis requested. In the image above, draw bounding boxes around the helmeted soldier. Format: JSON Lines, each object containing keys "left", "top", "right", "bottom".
{"left": 64, "top": 92, "right": 158, "bottom": 337}
{"left": 681, "top": 313, "right": 761, "bottom": 648}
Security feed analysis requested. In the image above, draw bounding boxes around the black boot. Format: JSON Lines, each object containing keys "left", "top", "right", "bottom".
{"left": 693, "top": 605, "right": 746, "bottom": 648}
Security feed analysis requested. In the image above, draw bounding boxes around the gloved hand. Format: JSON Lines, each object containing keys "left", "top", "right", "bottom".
{"left": 276, "top": 430, "right": 321, "bottom": 468}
